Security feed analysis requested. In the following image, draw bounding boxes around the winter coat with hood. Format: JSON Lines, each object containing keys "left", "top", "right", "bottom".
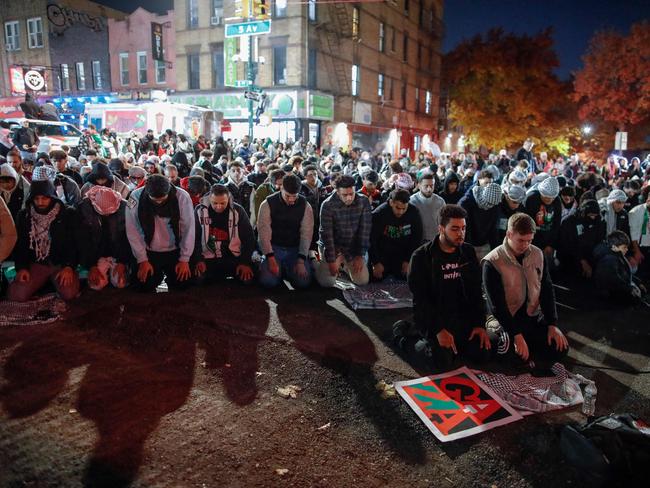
{"left": 558, "top": 200, "right": 606, "bottom": 266}
{"left": 80, "top": 162, "right": 130, "bottom": 199}
{"left": 592, "top": 242, "right": 635, "bottom": 298}
{"left": 0, "top": 163, "right": 30, "bottom": 221}
{"left": 0, "top": 196, "right": 17, "bottom": 262}
{"left": 13, "top": 191, "right": 77, "bottom": 271}
{"left": 77, "top": 198, "right": 132, "bottom": 268}
{"left": 440, "top": 172, "right": 462, "bottom": 204}
{"left": 458, "top": 189, "right": 499, "bottom": 247}
{"left": 193, "top": 194, "right": 255, "bottom": 265}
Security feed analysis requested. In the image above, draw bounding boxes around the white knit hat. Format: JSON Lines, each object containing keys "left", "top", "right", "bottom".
{"left": 538, "top": 177, "right": 559, "bottom": 199}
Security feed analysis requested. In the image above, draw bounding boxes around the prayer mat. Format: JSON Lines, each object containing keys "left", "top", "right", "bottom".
{"left": 475, "top": 363, "right": 584, "bottom": 414}
{"left": 341, "top": 280, "right": 413, "bottom": 310}
{"left": 0, "top": 293, "right": 66, "bottom": 327}
{"left": 395, "top": 367, "right": 523, "bottom": 442}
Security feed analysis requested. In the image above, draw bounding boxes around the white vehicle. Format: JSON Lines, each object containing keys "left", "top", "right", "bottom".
{"left": 5, "top": 118, "right": 82, "bottom": 154}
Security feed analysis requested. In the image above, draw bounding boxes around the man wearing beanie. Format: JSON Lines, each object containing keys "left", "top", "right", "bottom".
{"left": 524, "top": 176, "right": 562, "bottom": 266}
{"left": 601, "top": 189, "right": 630, "bottom": 238}
{"left": 125, "top": 174, "right": 195, "bottom": 291}
{"left": 78, "top": 186, "right": 132, "bottom": 290}
{"left": 492, "top": 184, "right": 526, "bottom": 247}
{"left": 560, "top": 186, "right": 577, "bottom": 221}
{"left": 483, "top": 213, "right": 568, "bottom": 369}
{"left": 8, "top": 179, "right": 79, "bottom": 302}
{"left": 459, "top": 182, "right": 503, "bottom": 260}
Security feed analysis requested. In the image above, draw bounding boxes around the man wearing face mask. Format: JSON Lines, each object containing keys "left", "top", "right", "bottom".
{"left": 193, "top": 184, "right": 255, "bottom": 284}
{"left": 8, "top": 179, "right": 79, "bottom": 301}
{"left": 125, "top": 174, "right": 195, "bottom": 291}
{"left": 558, "top": 199, "right": 606, "bottom": 278}
{"left": 225, "top": 161, "right": 255, "bottom": 218}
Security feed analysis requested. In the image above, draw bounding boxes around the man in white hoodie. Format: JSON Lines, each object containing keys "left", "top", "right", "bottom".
{"left": 0, "top": 160, "right": 30, "bottom": 222}
{"left": 410, "top": 171, "right": 445, "bottom": 243}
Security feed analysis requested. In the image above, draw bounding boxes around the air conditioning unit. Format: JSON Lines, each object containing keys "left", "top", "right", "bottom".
{"left": 210, "top": 16, "right": 223, "bottom": 26}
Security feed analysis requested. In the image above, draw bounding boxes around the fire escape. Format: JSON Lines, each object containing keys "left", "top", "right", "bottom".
{"left": 313, "top": 1, "right": 353, "bottom": 96}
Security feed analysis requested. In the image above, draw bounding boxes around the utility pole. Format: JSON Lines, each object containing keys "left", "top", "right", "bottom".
{"left": 247, "top": 0, "right": 255, "bottom": 141}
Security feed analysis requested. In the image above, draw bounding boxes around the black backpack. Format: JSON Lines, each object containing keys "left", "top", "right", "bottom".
{"left": 560, "top": 413, "right": 650, "bottom": 487}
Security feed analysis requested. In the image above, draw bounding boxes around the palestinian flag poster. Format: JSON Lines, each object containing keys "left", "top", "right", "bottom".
{"left": 395, "top": 367, "right": 523, "bottom": 442}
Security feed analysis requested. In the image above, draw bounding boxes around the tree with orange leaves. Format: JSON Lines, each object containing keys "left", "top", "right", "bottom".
{"left": 443, "top": 28, "right": 576, "bottom": 152}
{"left": 573, "top": 21, "right": 650, "bottom": 130}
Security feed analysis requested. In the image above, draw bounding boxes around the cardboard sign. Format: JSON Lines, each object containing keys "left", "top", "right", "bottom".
{"left": 395, "top": 367, "right": 523, "bottom": 442}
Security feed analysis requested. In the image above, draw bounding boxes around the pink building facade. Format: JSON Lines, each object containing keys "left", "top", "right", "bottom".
{"left": 108, "top": 7, "right": 176, "bottom": 96}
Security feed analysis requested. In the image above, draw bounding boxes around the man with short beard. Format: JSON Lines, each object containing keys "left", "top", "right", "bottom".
{"left": 125, "top": 174, "right": 195, "bottom": 291}
{"left": 8, "top": 179, "right": 79, "bottom": 301}
{"left": 409, "top": 171, "right": 445, "bottom": 242}
{"left": 397, "top": 204, "right": 491, "bottom": 371}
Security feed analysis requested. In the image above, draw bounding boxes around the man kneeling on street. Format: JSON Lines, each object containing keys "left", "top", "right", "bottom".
{"left": 126, "top": 174, "right": 195, "bottom": 291}
{"left": 482, "top": 213, "right": 569, "bottom": 368}
{"left": 396, "top": 204, "right": 492, "bottom": 371}
{"left": 193, "top": 184, "right": 255, "bottom": 284}
{"left": 8, "top": 179, "right": 79, "bottom": 301}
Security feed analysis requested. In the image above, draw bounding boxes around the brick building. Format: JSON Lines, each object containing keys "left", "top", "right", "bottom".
{"left": 171, "top": 0, "right": 444, "bottom": 154}
{"left": 108, "top": 7, "right": 177, "bottom": 99}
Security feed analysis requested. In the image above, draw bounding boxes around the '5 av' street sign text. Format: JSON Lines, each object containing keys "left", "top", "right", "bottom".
{"left": 225, "top": 20, "right": 271, "bottom": 38}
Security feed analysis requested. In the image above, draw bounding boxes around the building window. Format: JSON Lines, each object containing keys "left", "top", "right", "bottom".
{"left": 60, "top": 64, "right": 70, "bottom": 91}
{"left": 211, "top": 44, "right": 224, "bottom": 88}
{"left": 188, "top": 53, "right": 200, "bottom": 89}
{"left": 308, "top": 48, "right": 317, "bottom": 89}
{"left": 273, "top": 45, "right": 287, "bottom": 85}
{"left": 119, "top": 53, "right": 129, "bottom": 85}
{"left": 137, "top": 51, "right": 147, "bottom": 84}
{"left": 308, "top": 0, "right": 317, "bottom": 21}
{"left": 351, "top": 64, "right": 360, "bottom": 96}
{"left": 156, "top": 60, "right": 166, "bottom": 84}
{"left": 352, "top": 7, "right": 359, "bottom": 40}
{"left": 419, "top": 1, "right": 425, "bottom": 27}
{"left": 417, "top": 43, "right": 422, "bottom": 69}
{"left": 415, "top": 87, "right": 420, "bottom": 112}
{"left": 404, "top": 0, "right": 410, "bottom": 16}
{"left": 403, "top": 35, "right": 408, "bottom": 62}
{"left": 401, "top": 82, "right": 407, "bottom": 108}
{"left": 391, "top": 26, "right": 396, "bottom": 51}
{"left": 274, "top": 0, "right": 287, "bottom": 18}
{"left": 75, "top": 62, "right": 86, "bottom": 90}
{"left": 379, "top": 22, "right": 385, "bottom": 52}
{"left": 4, "top": 21, "right": 19, "bottom": 51}
{"left": 425, "top": 90, "right": 432, "bottom": 114}
{"left": 27, "top": 18, "right": 43, "bottom": 48}
{"left": 92, "top": 60, "right": 102, "bottom": 89}
{"left": 188, "top": 0, "right": 199, "bottom": 29}
{"left": 378, "top": 73, "right": 384, "bottom": 97}
{"left": 389, "top": 77, "right": 394, "bottom": 101}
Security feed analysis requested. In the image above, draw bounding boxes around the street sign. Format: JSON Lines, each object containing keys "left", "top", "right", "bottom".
{"left": 615, "top": 131, "right": 628, "bottom": 151}
{"left": 23, "top": 69, "right": 46, "bottom": 91}
{"left": 235, "top": 80, "right": 251, "bottom": 87}
{"left": 225, "top": 19, "right": 271, "bottom": 38}
{"left": 244, "top": 90, "right": 260, "bottom": 101}
{"left": 224, "top": 37, "right": 238, "bottom": 87}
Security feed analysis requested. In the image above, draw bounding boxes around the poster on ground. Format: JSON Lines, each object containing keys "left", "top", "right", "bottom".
{"left": 395, "top": 367, "right": 523, "bottom": 442}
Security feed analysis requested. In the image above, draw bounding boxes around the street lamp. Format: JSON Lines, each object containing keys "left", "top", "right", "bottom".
{"left": 582, "top": 125, "right": 592, "bottom": 135}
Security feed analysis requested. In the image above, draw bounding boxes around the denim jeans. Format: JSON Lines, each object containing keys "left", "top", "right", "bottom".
{"left": 258, "top": 245, "right": 313, "bottom": 288}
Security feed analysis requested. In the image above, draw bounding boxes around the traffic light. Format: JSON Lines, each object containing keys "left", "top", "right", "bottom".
{"left": 253, "top": 0, "right": 269, "bottom": 19}
{"left": 235, "top": 0, "right": 250, "bottom": 19}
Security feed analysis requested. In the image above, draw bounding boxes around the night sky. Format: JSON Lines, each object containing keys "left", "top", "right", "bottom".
{"left": 96, "top": 0, "right": 649, "bottom": 80}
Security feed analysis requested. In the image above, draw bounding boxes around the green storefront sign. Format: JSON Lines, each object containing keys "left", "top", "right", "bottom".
{"left": 169, "top": 92, "right": 297, "bottom": 119}
{"left": 310, "top": 94, "right": 334, "bottom": 120}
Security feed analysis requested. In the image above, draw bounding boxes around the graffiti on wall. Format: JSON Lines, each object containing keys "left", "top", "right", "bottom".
{"left": 47, "top": 3, "right": 105, "bottom": 33}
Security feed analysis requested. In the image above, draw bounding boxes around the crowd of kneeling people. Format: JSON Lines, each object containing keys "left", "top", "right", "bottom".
{"left": 0, "top": 140, "right": 648, "bottom": 371}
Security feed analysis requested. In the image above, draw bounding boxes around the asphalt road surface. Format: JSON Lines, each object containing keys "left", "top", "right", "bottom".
{"left": 0, "top": 275, "right": 648, "bottom": 487}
